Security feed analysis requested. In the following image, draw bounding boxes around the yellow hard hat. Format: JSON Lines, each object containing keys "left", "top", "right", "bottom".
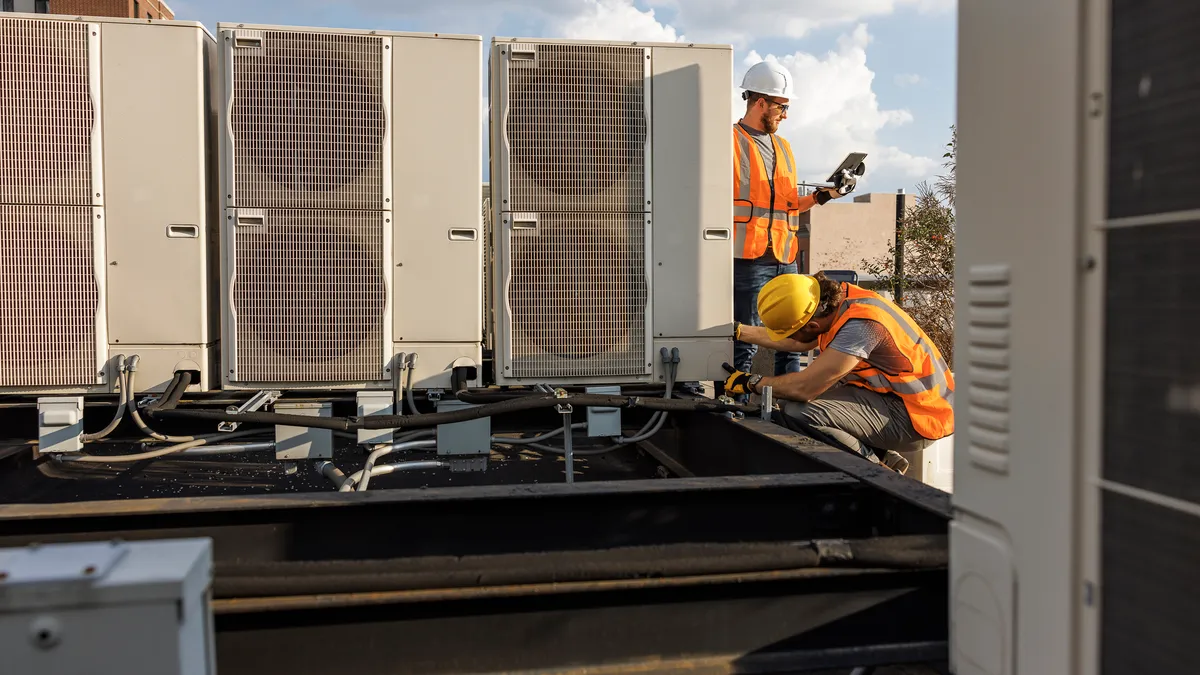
{"left": 757, "top": 274, "right": 821, "bottom": 341}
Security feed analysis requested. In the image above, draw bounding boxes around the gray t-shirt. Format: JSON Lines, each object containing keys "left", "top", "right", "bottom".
{"left": 826, "top": 319, "right": 913, "bottom": 375}
{"left": 737, "top": 122, "right": 776, "bottom": 186}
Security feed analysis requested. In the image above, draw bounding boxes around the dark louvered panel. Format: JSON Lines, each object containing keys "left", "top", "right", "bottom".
{"left": 1100, "top": 491, "right": 1199, "bottom": 673}
{"left": 1103, "top": 222, "right": 1200, "bottom": 503}
{"left": 1107, "top": 1, "right": 1200, "bottom": 219}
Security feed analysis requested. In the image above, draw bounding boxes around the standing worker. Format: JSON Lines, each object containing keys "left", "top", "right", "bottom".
{"left": 732, "top": 61, "right": 846, "bottom": 391}
{"left": 723, "top": 273, "right": 955, "bottom": 474}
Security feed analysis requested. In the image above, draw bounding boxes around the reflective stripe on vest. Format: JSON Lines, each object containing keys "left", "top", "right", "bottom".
{"left": 818, "top": 283, "right": 956, "bottom": 439}
{"left": 733, "top": 125, "right": 801, "bottom": 264}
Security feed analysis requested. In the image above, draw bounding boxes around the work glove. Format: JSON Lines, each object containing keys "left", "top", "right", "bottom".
{"left": 816, "top": 161, "right": 866, "bottom": 204}
{"left": 732, "top": 321, "right": 744, "bottom": 341}
{"left": 721, "top": 362, "right": 753, "bottom": 396}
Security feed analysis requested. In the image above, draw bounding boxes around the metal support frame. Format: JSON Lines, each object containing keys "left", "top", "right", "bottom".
{"left": 0, "top": 396, "right": 950, "bottom": 674}
{"left": 218, "top": 389, "right": 281, "bottom": 432}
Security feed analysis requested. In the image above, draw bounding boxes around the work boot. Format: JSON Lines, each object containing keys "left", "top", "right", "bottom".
{"left": 882, "top": 450, "right": 910, "bottom": 475}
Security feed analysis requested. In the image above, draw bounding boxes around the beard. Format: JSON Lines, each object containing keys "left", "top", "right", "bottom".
{"left": 761, "top": 112, "right": 781, "bottom": 134}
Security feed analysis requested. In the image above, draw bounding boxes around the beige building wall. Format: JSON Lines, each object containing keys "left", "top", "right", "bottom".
{"left": 800, "top": 192, "right": 915, "bottom": 275}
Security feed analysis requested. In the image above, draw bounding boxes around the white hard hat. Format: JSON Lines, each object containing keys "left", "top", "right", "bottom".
{"left": 741, "top": 61, "right": 793, "bottom": 99}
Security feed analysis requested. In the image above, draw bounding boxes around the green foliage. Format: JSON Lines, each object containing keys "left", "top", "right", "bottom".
{"left": 861, "top": 126, "right": 957, "bottom": 368}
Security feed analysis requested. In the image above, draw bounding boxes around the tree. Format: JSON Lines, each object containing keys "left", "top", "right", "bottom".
{"left": 861, "top": 126, "right": 956, "bottom": 368}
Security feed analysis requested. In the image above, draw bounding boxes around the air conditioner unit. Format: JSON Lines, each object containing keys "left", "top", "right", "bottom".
{"left": 0, "top": 14, "right": 218, "bottom": 394}
{"left": 952, "top": 0, "right": 1197, "bottom": 673}
{"left": 218, "top": 24, "right": 483, "bottom": 390}
{"left": 488, "top": 38, "right": 734, "bottom": 385}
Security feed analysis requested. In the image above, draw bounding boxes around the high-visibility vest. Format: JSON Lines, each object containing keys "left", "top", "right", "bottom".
{"left": 733, "top": 124, "right": 818, "bottom": 264}
{"left": 816, "top": 283, "right": 956, "bottom": 440}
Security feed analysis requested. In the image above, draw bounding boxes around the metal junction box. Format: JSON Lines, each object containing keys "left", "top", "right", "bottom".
{"left": 0, "top": 538, "right": 215, "bottom": 675}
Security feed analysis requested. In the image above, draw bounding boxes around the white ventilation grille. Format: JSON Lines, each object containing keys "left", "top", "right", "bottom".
{"left": 0, "top": 206, "right": 99, "bottom": 387}
{"left": 229, "top": 29, "right": 386, "bottom": 210}
{"left": 503, "top": 43, "right": 647, "bottom": 213}
{"left": 508, "top": 212, "right": 648, "bottom": 378}
{"left": 0, "top": 18, "right": 95, "bottom": 206}
{"left": 232, "top": 210, "right": 386, "bottom": 383}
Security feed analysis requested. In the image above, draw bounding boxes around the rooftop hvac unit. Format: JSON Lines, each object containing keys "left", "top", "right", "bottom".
{"left": 952, "top": 0, "right": 1199, "bottom": 673}
{"left": 0, "top": 14, "right": 218, "bottom": 394}
{"left": 219, "top": 24, "right": 483, "bottom": 390}
{"left": 489, "top": 38, "right": 734, "bottom": 385}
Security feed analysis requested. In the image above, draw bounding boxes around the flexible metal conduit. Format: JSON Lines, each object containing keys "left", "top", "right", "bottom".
{"left": 81, "top": 355, "right": 128, "bottom": 442}
{"left": 351, "top": 439, "right": 438, "bottom": 492}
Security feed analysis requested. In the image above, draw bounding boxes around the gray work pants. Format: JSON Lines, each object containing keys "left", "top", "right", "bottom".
{"left": 774, "top": 385, "right": 933, "bottom": 463}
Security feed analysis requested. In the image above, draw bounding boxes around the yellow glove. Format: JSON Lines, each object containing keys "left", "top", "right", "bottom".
{"left": 721, "top": 362, "right": 756, "bottom": 396}
{"left": 733, "top": 321, "right": 744, "bottom": 341}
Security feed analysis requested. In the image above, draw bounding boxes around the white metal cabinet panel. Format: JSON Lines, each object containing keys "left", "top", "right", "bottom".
{"left": 101, "top": 21, "right": 213, "bottom": 347}
{"left": 953, "top": 0, "right": 1084, "bottom": 673}
{"left": 391, "top": 34, "right": 484, "bottom": 346}
{"left": 650, "top": 44, "right": 734, "bottom": 345}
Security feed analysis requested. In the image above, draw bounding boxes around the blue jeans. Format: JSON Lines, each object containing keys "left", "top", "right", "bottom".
{"left": 734, "top": 257, "right": 803, "bottom": 379}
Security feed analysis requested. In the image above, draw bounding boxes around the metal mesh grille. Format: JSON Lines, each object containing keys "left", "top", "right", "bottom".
{"left": 233, "top": 210, "right": 386, "bottom": 383}
{"left": 0, "top": 205, "right": 98, "bottom": 386}
{"left": 230, "top": 30, "right": 386, "bottom": 210}
{"left": 505, "top": 44, "right": 646, "bottom": 213}
{"left": 0, "top": 18, "right": 94, "bottom": 206}
{"left": 509, "top": 212, "right": 647, "bottom": 378}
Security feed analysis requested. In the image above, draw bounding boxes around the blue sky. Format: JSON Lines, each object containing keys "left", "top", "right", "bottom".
{"left": 171, "top": 0, "right": 956, "bottom": 193}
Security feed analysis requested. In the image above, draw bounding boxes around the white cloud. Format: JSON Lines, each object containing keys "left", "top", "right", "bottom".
{"left": 733, "top": 24, "right": 938, "bottom": 188}
{"left": 894, "top": 73, "right": 923, "bottom": 86}
{"left": 555, "top": 0, "right": 684, "bottom": 42}
{"left": 645, "top": 0, "right": 954, "bottom": 47}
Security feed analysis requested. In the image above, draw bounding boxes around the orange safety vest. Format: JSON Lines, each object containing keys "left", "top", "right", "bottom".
{"left": 733, "top": 124, "right": 817, "bottom": 264}
{"left": 817, "top": 283, "right": 956, "bottom": 440}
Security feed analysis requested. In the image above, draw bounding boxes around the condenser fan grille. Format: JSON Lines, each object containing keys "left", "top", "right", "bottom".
{"left": 0, "top": 205, "right": 98, "bottom": 387}
{"left": 505, "top": 44, "right": 646, "bottom": 212}
{"left": 509, "top": 212, "right": 647, "bottom": 378}
{"left": 233, "top": 210, "right": 386, "bottom": 383}
{"left": 231, "top": 30, "right": 386, "bottom": 209}
{"left": 0, "top": 18, "right": 94, "bottom": 206}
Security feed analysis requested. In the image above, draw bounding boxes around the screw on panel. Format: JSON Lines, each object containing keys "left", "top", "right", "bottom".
{"left": 82, "top": 565, "right": 96, "bottom": 576}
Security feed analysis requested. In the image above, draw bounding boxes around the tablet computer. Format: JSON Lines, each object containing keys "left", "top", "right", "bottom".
{"left": 825, "top": 152, "right": 868, "bottom": 183}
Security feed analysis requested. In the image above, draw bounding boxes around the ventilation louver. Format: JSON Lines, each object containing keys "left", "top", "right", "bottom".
{"left": 225, "top": 27, "right": 391, "bottom": 385}
{"left": 496, "top": 42, "right": 652, "bottom": 381}
{"left": 0, "top": 206, "right": 100, "bottom": 387}
{"left": 232, "top": 210, "right": 386, "bottom": 383}
{"left": 228, "top": 29, "right": 387, "bottom": 210}
{"left": 0, "top": 18, "right": 101, "bottom": 388}
{"left": 504, "top": 43, "right": 647, "bottom": 213}
{"left": 508, "top": 212, "right": 647, "bottom": 378}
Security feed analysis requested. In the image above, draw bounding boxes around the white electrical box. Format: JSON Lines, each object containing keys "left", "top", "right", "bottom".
{"left": 356, "top": 390, "right": 395, "bottom": 446}
{"left": 274, "top": 401, "right": 333, "bottom": 460}
{"left": 218, "top": 23, "right": 483, "bottom": 391}
{"left": 488, "top": 38, "right": 734, "bottom": 385}
{"left": 0, "top": 538, "right": 216, "bottom": 675}
{"left": 0, "top": 14, "right": 219, "bottom": 395}
{"left": 37, "top": 396, "right": 85, "bottom": 454}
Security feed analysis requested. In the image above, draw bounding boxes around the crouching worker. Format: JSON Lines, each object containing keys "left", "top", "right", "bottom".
{"left": 721, "top": 272, "right": 954, "bottom": 474}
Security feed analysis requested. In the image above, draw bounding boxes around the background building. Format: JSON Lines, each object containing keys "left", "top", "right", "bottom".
{"left": 1, "top": 1, "right": 48, "bottom": 13}
{"left": 9, "top": 0, "right": 177, "bottom": 19}
{"left": 798, "top": 191, "right": 916, "bottom": 275}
